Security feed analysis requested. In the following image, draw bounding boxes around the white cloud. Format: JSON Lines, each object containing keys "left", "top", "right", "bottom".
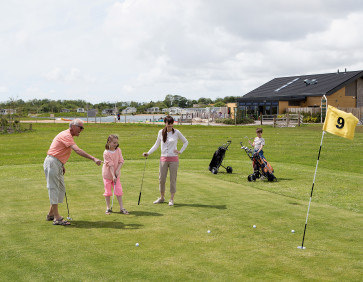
{"left": 0, "top": 86, "right": 8, "bottom": 93}
{"left": 123, "top": 85, "right": 134, "bottom": 92}
{"left": 44, "top": 68, "right": 63, "bottom": 81}
{"left": 44, "top": 68, "right": 95, "bottom": 83}
{"left": 1, "top": 0, "right": 363, "bottom": 103}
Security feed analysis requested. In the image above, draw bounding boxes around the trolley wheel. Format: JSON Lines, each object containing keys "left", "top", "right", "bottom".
{"left": 226, "top": 166, "right": 233, "bottom": 173}
{"left": 268, "top": 175, "right": 277, "bottom": 182}
{"left": 248, "top": 174, "right": 256, "bottom": 182}
{"left": 211, "top": 167, "right": 218, "bottom": 174}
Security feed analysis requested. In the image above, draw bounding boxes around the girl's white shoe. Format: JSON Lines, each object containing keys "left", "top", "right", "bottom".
{"left": 153, "top": 197, "right": 164, "bottom": 204}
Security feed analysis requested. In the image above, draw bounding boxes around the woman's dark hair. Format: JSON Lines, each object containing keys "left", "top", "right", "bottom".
{"left": 162, "top": 116, "right": 174, "bottom": 143}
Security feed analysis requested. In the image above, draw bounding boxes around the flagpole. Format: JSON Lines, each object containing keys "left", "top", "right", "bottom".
{"left": 298, "top": 131, "right": 326, "bottom": 250}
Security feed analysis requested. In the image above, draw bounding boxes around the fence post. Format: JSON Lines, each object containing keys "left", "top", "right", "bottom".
{"left": 273, "top": 115, "right": 276, "bottom": 128}
{"left": 298, "top": 112, "right": 301, "bottom": 126}
{"left": 286, "top": 113, "right": 289, "bottom": 127}
{"left": 260, "top": 114, "right": 263, "bottom": 125}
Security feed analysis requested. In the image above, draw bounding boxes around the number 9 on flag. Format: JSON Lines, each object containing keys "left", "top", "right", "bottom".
{"left": 323, "top": 106, "right": 359, "bottom": 140}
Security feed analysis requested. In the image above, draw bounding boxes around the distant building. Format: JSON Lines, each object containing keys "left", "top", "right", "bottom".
{"left": 61, "top": 109, "right": 70, "bottom": 113}
{"left": 180, "top": 107, "right": 229, "bottom": 119}
{"left": 193, "top": 104, "right": 207, "bottom": 108}
{"left": 0, "top": 109, "right": 16, "bottom": 115}
{"left": 77, "top": 108, "right": 85, "bottom": 113}
{"left": 163, "top": 107, "right": 182, "bottom": 114}
{"left": 237, "top": 70, "right": 363, "bottom": 115}
{"left": 102, "top": 109, "right": 114, "bottom": 115}
{"left": 122, "top": 107, "right": 137, "bottom": 114}
{"left": 87, "top": 109, "right": 98, "bottom": 117}
{"left": 226, "top": 103, "right": 237, "bottom": 118}
{"left": 181, "top": 108, "right": 207, "bottom": 115}
{"left": 146, "top": 107, "right": 160, "bottom": 113}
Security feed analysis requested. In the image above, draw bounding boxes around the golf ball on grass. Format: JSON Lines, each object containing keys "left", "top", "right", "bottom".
{"left": 291, "top": 230, "right": 295, "bottom": 233}
{"left": 253, "top": 225, "right": 256, "bottom": 228}
{"left": 135, "top": 243, "right": 139, "bottom": 247}
{"left": 207, "top": 230, "right": 211, "bottom": 233}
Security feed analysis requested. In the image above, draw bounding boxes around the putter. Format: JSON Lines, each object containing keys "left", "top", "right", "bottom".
{"left": 110, "top": 180, "right": 116, "bottom": 211}
{"left": 110, "top": 144, "right": 119, "bottom": 212}
{"left": 138, "top": 157, "right": 147, "bottom": 205}
{"left": 65, "top": 192, "right": 72, "bottom": 220}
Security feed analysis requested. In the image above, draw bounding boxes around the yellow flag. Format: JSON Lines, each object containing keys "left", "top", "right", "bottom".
{"left": 322, "top": 105, "right": 359, "bottom": 140}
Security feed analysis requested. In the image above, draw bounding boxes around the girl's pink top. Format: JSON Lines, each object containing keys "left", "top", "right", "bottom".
{"left": 160, "top": 156, "right": 179, "bottom": 162}
{"left": 102, "top": 148, "right": 124, "bottom": 180}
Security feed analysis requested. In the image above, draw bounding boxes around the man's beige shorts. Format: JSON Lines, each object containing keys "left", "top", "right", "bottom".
{"left": 44, "top": 155, "right": 65, "bottom": 204}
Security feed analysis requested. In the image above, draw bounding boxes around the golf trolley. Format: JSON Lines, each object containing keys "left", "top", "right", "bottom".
{"left": 240, "top": 141, "right": 277, "bottom": 182}
{"left": 209, "top": 140, "right": 233, "bottom": 174}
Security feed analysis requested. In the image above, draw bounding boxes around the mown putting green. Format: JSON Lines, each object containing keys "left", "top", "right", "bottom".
{"left": 0, "top": 123, "right": 362, "bottom": 280}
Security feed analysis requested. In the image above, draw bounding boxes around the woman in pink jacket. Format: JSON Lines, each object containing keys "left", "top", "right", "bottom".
{"left": 102, "top": 134, "right": 128, "bottom": 215}
{"left": 143, "top": 116, "right": 188, "bottom": 206}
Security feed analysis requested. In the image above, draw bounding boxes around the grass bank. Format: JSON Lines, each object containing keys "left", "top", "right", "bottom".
{"left": 0, "top": 123, "right": 362, "bottom": 281}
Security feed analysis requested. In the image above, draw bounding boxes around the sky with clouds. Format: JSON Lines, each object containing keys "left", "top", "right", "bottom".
{"left": 1, "top": 0, "right": 363, "bottom": 104}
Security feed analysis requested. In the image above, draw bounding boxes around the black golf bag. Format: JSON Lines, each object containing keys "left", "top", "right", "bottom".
{"left": 240, "top": 142, "right": 277, "bottom": 182}
{"left": 209, "top": 140, "right": 233, "bottom": 174}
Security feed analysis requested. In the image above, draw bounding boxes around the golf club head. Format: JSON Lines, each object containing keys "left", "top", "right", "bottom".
{"left": 67, "top": 217, "right": 72, "bottom": 221}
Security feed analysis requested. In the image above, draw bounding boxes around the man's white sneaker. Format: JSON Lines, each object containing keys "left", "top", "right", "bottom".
{"left": 153, "top": 198, "right": 164, "bottom": 204}
{"left": 168, "top": 200, "right": 174, "bottom": 206}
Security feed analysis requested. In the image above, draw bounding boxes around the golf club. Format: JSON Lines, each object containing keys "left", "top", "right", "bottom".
{"left": 109, "top": 143, "right": 120, "bottom": 212}
{"left": 244, "top": 135, "right": 253, "bottom": 145}
{"left": 110, "top": 180, "right": 115, "bottom": 211}
{"left": 65, "top": 192, "right": 72, "bottom": 220}
{"left": 138, "top": 157, "right": 147, "bottom": 205}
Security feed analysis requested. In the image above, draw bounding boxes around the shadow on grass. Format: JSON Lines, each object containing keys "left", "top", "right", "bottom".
{"left": 174, "top": 203, "right": 227, "bottom": 209}
{"left": 288, "top": 201, "right": 301, "bottom": 206}
{"left": 129, "top": 211, "right": 164, "bottom": 217}
{"left": 70, "top": 220, "right": 143, "bottom": 229}
{"left": 273, "top": 177, "right": 293, "bottom": 181}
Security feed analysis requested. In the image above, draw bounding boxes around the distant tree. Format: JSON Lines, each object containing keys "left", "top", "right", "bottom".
{"left": 176, "top": 97, "right": 187, "bottom": 108}
{"left": 154, "top": 101, "right": 167, "bottom": 110}
{"left": 223, "top": 96, "right": 237, "bottom": 103}
{"left": 197, "top": 97, "right": 212, "bottom": 105}
{"left": 164, "top": 94, "right": 174, "bottom": 108}
{"left": 214, "top": 98, "right": 224, "bottom": 104}
{"left": 130, "top": 101, "right": 141, "bottom": 108}
{"left": 214, "top": 101, "right": 226, "bottom": 107}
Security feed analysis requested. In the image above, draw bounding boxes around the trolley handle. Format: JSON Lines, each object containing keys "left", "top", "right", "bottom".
{"left": 225, "top": 140, "right": 232, "bottom": 149}
{"left": 240, "top": 141, "right": 253, "bottom": 153}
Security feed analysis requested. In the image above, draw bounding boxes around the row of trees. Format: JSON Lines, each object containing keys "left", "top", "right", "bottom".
{"left": 0, "top": 95, "right": 238, "bottom": 116}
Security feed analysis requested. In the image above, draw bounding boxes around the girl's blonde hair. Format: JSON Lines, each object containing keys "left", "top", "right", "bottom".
{"left": 105, "top": 134, "right": 119, "bottom": 150}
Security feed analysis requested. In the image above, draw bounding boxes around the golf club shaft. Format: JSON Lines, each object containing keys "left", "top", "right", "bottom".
{"left": 65, "top": 191, "right": 71, "bottom": 219}
{"left": 111, "top": 180, "right": 115, "bottom": 210}
{"left": 138, "top": 192, "right": 142, "bottom": 205}
{"left": 138, "top": 157, "right": 147, "bottom": 205}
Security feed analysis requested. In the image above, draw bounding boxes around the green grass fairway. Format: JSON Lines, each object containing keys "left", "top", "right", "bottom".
{"left": 0, "top": 123, "right": 362, "bottom": 281}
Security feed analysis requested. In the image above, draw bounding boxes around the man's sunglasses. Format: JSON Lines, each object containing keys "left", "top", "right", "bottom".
{"left": 76, "top": 125, "right": 84, "bottom": 130}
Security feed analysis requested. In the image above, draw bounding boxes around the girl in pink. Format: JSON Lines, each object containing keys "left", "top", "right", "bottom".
{"left": 102, "top": 135, "right": 129, "bottom": 215}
